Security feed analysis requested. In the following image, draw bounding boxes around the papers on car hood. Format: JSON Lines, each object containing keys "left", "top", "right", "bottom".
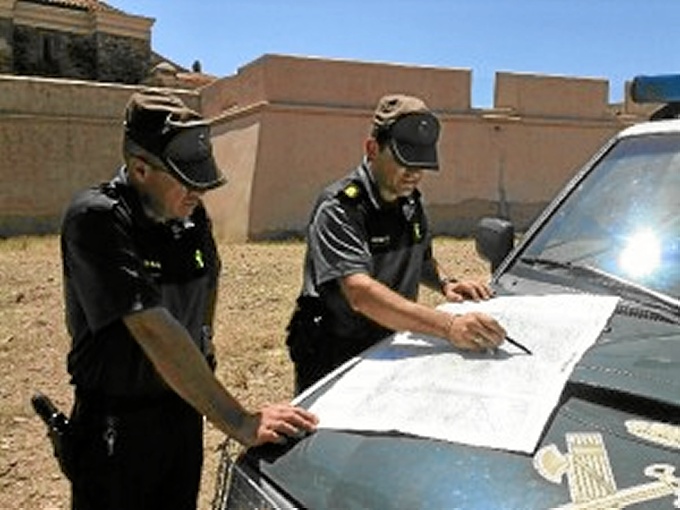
{"left": 304, "top": 294, "right": 619, "bottom": 453}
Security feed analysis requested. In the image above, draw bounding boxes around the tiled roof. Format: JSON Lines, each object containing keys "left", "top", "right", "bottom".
{"left": 22, "top": 0, "right": 124, "bottom": 14}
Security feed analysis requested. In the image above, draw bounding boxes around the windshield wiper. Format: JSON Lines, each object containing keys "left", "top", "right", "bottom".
{"left": 519, "top": 256, "right": 680, "bottom": 323}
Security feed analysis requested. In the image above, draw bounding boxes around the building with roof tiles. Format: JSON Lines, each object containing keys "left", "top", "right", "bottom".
{"left": 0, "top": 0, "right": 153, "bottom": 83}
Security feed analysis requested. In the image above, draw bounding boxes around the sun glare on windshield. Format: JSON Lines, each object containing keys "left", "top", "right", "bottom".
{"left": 618, "top": 229, "right": 662, "bottom": 278}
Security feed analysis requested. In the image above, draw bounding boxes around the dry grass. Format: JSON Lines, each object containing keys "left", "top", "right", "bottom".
{"left": 0, "top": 235, "right": 489, "bottom": 509}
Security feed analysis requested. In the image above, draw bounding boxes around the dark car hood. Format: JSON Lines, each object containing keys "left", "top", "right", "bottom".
{"left": 493, "top": 271, "right": 680, "bottom": 410}
{"left": 572, "top": 311, "right": 680, "bottom": 409}
{"left": 243, "top": 287, "right": 680, "bottom": 509}
{"left": 248, "top": 397, "right": 678, "bottom": 509}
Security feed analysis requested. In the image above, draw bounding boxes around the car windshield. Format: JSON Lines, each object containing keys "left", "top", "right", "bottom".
{"left": 521, "top": 133, "right": 680, "bottom": 299}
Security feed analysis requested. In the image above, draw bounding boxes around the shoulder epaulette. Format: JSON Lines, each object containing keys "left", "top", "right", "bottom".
{"left": 344, "top": 183, "right": 361, "bottom": 199}
{"left": 338, "top": 182, "right": 362, "bottom": 202}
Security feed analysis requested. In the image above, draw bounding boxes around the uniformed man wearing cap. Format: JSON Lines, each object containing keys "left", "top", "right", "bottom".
{"left": 60, "top": 89, "right": 317, "bottom": 509}
{"left": 286, "top": 93, "right": 507, "bottom": 393}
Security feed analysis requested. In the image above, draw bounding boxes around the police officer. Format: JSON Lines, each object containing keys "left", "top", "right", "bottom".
{"left": 61, "top": 89, "right": 317, "bottom": 510}
{"left": 286, "top": 94, "right": 506, "bottom": 393}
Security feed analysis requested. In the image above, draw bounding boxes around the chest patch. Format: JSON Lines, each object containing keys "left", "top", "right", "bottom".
{"left": 370, "top": 235, "right": 391, "bottom": 247}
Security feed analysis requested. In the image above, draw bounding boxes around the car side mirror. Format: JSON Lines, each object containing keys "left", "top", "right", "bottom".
{"left": 475, "top": 217, "right": 515, "bottom": 272}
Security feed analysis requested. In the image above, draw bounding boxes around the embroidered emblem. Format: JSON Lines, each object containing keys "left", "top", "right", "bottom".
{"left": 194, "top": 249, "right": 205, "bottom": 269}
{"left": 343, "top": 184, "right": 360, "bottom": 199}
{"left": 402, "top": 199, "right": 416, "bottom": 221}
{"left": 626, "top": 420, "right": 680, "bottom": 450}
{"left": 534, "top": 432, "right": 680, "bottom": 508}
{"left": 370, "top": 235, "right": 390, "bottom": 246}
{"left": 413, "top": 222, "right": 422, "bottom": 242}
{"left": 143, "top": 259, "right": 162, "bottom": 270}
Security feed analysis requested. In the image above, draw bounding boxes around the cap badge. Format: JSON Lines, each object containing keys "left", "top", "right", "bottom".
{"left": 196, "top": 133, "right": 210, "bottom": 158}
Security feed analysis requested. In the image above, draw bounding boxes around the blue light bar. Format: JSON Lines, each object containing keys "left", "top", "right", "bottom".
{"left": 631, "top": 74, "right": 680, "bottom": 104}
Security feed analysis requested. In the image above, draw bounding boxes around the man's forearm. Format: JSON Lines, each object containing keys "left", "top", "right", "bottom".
{"left": 123, "top": 307, "right": 256, "bottom": 445}
{"left": 341, "top": 273, "right": 452, "bottom": 339}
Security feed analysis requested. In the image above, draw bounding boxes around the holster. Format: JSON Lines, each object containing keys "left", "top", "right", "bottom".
{"left": 286, "top": 295, "right": 344, "bottom": 392}
{"left": 47, "top": 425, "right": 76, "bottom": 481}
{"left": 31, "top": 392, "right": 76, "bottom": 481}
{"left": 285, "top": 295, "right": 327, "bottom": 364}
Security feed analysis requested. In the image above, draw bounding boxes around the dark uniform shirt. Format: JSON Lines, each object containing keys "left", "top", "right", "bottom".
{"left": 301, "top": 162, "right": 435, "bottom": 353}
{"left": 61, "top": 168, "right": 220, "bottom": 398}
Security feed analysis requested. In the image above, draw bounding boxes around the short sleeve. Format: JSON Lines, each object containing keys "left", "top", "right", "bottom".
{"left": 62, "top": 204, "right": 161, "bottom": 333}
{"left": 307, "top": 199, "right": 373, "bottom": 287}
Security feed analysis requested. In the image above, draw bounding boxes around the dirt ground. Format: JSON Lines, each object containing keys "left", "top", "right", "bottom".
{"left": 0, "top": 236, "right": 489, "bottom": 509}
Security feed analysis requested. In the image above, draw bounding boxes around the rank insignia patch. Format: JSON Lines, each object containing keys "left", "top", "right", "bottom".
{"left": 343, "top": 184, "right": 360, "bottom": 199}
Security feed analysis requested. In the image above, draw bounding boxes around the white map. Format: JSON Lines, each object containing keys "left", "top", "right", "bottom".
{"left": 303, "top": 294, "right": 619, "bottom": 453}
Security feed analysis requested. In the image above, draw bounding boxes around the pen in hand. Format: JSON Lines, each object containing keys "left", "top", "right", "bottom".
{"left": 505, "top": 336, "right": 532, "bottom": 355}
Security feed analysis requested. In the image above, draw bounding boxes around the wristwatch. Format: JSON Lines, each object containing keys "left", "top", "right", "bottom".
{"left": 439, "top": 276, "right": 458, "bottom": 293}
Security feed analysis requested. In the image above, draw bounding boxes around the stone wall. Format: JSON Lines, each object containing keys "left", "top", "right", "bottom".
{"left": 12, "top": 24, "right": 94, "bottom": 79}
{"left": 95, "top": 31, "right": 149, "bottom": 84}
{"left": 10, "top": 24, "right": 149, "bottom": 83}
{"left": 0, "top": 0, "right": 153, "bottom": 83}
{"left": 0, "top": 17, "right": 12, "bottom": 73}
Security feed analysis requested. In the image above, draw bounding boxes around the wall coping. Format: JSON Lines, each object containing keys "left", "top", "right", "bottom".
{"left": 2, "top": 0, "right": 153, "bottom": 40}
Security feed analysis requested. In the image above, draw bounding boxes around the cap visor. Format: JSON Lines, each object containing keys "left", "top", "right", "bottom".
{"left": 390, "top": 140, "right": 439, "bottom": 170}
{"left": 165, "top": 156, "right": 227, "bottom": 190}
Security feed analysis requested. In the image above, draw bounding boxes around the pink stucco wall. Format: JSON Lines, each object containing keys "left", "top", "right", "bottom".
{"left": 0, "top": 55, "right": 651, "bottom": 239}
{"left": 202, "top": 55, "right": 640, "bottom": 240}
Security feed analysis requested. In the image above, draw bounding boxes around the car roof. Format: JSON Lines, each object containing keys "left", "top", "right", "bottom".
{"left": 619, "top": 117, "right": 680, "bottom": 138}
